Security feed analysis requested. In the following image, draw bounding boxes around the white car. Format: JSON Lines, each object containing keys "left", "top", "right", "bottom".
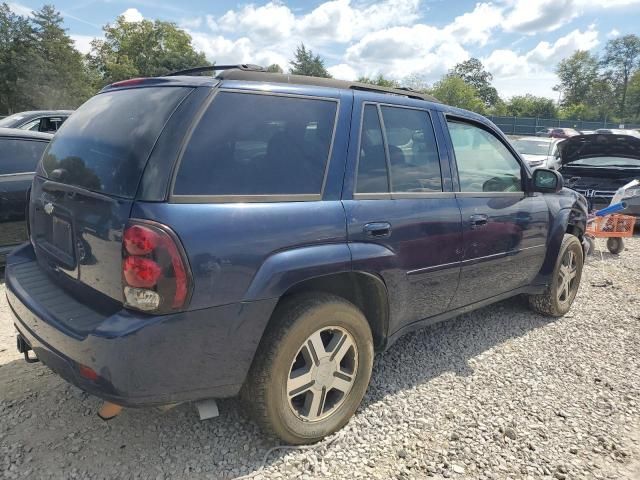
{"left": 511, "top": 136, "right": 561, "bottom": 170}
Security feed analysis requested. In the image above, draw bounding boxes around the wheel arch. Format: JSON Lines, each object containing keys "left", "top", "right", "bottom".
{"left": 272, "top": 271, "right": 390, "bottom": 351}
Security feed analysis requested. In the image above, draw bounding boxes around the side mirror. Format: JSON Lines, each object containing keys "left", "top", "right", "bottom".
{"left": 532, "top": 168, "right": 563, "bottom": 193}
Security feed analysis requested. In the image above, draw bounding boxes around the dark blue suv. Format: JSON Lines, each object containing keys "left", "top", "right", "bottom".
{"left": 6, "top": 66, "right": 588, "bottom": 444}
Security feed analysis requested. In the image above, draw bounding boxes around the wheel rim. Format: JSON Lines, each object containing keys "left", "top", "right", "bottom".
{"left": 557, "top": 248, "right": 579, "bottom": 304}
{"left": 286, "top": 326, "right": 358, "bottom": 422}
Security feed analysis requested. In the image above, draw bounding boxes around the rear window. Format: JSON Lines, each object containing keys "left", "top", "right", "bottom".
{"left": 173, "top": 91, "right": 337, "bottom": 197}
{"left": 0, "top": 138, "right": 48, "bottom": 175}
{"left": 39, "top": 87, "right": 191, "bottom": 198}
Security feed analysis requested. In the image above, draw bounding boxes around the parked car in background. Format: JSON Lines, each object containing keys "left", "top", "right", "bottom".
{"left": 511, "top": 136, "right": 561, "bottom": 170}
{"left": 0, "top": 128, "right": 52, "bottom": 262}
{"left": 536, "top": 127, "right": 553, "bottom": 137}
{"left": 579, "top": 130, "right": 595, "bottom": 135}
{"left": 559, "top": 133, "right": 640, "bottom": 216}
{"left": 0, "top": 110, "right": 73, "bottom": 133}
{"left": 535, "top": 127, "right": 579, "bottom": 139}
{"left": 6, "top": 67, "right": 588, "bottom": 445}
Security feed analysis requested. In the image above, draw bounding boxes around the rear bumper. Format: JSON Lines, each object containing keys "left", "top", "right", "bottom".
{"left": 6, "top": 243, "right": 277, "bottom": 407}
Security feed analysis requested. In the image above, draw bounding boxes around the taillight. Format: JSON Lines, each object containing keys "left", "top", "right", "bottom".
{"left": 122, "top": 221, "right": 191, "bottom": 313}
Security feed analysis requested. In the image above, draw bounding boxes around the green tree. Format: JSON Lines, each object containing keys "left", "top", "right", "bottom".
{"left": 555, "top": 51, "right": 599, "bottom": 107}
{"left": 88, "top": 16, "right": 208, "bottom": 86}
{"left": 0, "top": 3, "right": 38, "bottom": 113}
{"left": 430, "top": 75, "right": 484, "bottom": 113}
{"left": 266, "top": 63, "right": 283, "bottom": 73}
{"left": 450, "top": 58, "right": 500, "bottom": 108}
{"left": 357, "top": 74, "right": 399, "bottom": 88}
{"left": 30, "top": 5, "right": 94, "bottom": 109}
{"left": 601, "top": 34, "right": 640, "bottom": 121}
{"left": 289, "top": 43, "right": 331, "bottom": 78}
{"left": 627, "top": 70, "right": 640, "bottom": 122}
{"left": 506, "top": 94, "right": 557, "bottom": 118}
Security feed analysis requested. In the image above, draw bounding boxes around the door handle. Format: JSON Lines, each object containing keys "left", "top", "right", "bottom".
{"left": 470, "top": 214, "right": 489, "bottom": 229}
{"left": 363, "top": 222, "right": 391, "bottom": 237}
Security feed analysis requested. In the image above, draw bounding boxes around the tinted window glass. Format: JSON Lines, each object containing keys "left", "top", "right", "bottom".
{"left": 356, "top": 104, "right": 388, "bottom": 193}
{"left": 174, "top": 92, "right": 337, "bottom": 196}
{"left": 41, "top": 87, "right": 191, "bottom": 198}
{"left": 447, "top": 121, "right": 522, "bottom": 192}
{"left": 0, "top": 138, "right": 48, "bottom": 175}
{"left": 381, "top": 106, "right": 442, "bottom": 192}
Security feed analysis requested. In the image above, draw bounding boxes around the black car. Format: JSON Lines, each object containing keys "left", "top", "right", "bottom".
{"left": 558, "top": 133, "right": 640, "bottom": 216}
{"left": 0, "top": 110, "right": 73, "bottom": 133}
{"left": 0, "top": 128, "right": 52, "bottom": 261}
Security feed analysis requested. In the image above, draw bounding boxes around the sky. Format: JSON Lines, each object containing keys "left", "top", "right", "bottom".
{"left": 8, "top": 0, "right": 640, "bottom": 99}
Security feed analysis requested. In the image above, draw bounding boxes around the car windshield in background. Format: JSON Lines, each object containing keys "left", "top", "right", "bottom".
{"left": 513, "top": 139, "right": 554, "bottom": 156}
{"left": 39, "top": 87, "right": 191, "bottom": 198}
{"left": 0, "top": 113, "right": 27, "bottom": 127}
{"left": 570, "top": 156, "right": 640, "bottom": 168}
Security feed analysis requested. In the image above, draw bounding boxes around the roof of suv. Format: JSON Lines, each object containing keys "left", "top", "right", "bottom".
{"left": 216, "top": 69, "right": 440, "bottom": 103}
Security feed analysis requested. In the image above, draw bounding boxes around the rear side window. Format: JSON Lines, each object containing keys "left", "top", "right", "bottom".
{"left": 356, "top": 105, "right": 388, "bottom": 193}
{"left": 0, "top": 138, "right": 48, "bottom": 175}
{"left": 40, "top": 87, "right": 191, "bottom": 198}
{"left": 173, "top": 92, "right": 337, "bottom": 197}
{"left": 381, "top": 106, "right": 442, "bottom": 193}
{"left": 355, "top": 104, "right": 442, "bottom": 194}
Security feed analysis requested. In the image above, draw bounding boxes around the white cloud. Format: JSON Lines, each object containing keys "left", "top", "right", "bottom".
{"left": 180, "top": 17, "right": 202, "bottom": 29}
{"left": 121, "top": 8, "right": 143, "bottom": 23}
{"left": 444, "top": 2, "right": 503, "bottom": 46}
{"left": 502, "top": 0, "right": 640, "bottom": 34}
{"left": 607, "top": 28, "right": 621, "bottom": 38}
{"left": 328, "top": 63, "right": 358, "bottom": 81}
{"left": 527, "top": 25, "right": 599, "bottom": 64}
{"left": 71, "top": 34, "right": 100, "bottom": 55}
{"left": 217, "top": 2, "right": 295, "bottom": 42}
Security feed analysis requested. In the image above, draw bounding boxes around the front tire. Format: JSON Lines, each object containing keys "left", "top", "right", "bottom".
{"left": 528, "top": 234, "right": 583, "bottom": 317}
{"left": 242, "top": 293, "right": 374, "bottom": 444}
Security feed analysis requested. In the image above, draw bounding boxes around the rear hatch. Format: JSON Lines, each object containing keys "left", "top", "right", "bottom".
{"left": 30, "top": 85, "right": 193, "bottom": 302}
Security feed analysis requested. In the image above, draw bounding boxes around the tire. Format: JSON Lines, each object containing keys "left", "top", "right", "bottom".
{"left": 528, "top": 234, "right": 583, "bottom": 317}
{"left": 606, "top": 237, "right": 624, "bottom": 255}
{"left": 241, "top": 293, "right": 374, "bottom": 444}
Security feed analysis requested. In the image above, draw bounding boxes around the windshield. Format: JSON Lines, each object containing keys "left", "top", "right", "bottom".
{"left": 39, "top": 86, "right": 191, "bottom": 198}
{"left": 0, "top": 113, "right": 28, "bottom": 127}
{"left": 569, "top": 156, "right": 640, "bottom": 168}
{"left": 513, "top": 139, "right": 554, "bottom": 156}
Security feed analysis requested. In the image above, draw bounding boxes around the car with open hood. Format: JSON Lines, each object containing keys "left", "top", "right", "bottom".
{"left": 558, "top": 133, "right": 640, "bottom": 216}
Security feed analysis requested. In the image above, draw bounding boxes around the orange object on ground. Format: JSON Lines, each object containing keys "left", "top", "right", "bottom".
{"left": 586, "top": 214, "right": 636, "bottom": 238}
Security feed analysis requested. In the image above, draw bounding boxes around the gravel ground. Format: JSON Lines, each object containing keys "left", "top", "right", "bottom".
{"left": 1, "top": 238, "right": 640, "bottom": 480}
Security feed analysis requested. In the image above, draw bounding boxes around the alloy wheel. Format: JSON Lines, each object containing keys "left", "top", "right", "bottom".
{"left": 286, "top": 326, "right": 358, "bottom": 422}
{"left": 557, "top": 249, "right": 579, "bottom": 304}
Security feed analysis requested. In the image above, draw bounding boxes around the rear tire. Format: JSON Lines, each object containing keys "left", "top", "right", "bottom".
{"left": 528, "top": 234, "right": 583, "bottom": 317}
{"left": 606, "top": 237, "right": 624, "bottom": 255}
{"left": 242, "top": 293, "right": 374, "bottom": 444}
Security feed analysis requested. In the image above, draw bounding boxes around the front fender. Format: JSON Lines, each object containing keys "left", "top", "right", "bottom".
{"left": 243, "top": 243, "right": 351, "bottom": 302}
{"left": 533, "top": 188, "right": 587, "bottom": 285}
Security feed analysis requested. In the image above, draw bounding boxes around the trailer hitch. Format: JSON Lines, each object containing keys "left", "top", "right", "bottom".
{"left": 16, "top": 334, "right": 39, "bottom": 363}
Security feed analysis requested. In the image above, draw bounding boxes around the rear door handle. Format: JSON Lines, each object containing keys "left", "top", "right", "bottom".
{"left": 470, "top": 214, "right": 489, "bottom": 229}
{"left": 363, "top": 222, "right": 391, "bottom": 237}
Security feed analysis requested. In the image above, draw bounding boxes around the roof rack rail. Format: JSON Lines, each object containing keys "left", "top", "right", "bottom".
{"left": 167, "top": 64, "right": 265, "bottom": 77}
{"left": 349, "top": 84, "right": 432, "bottom": 102}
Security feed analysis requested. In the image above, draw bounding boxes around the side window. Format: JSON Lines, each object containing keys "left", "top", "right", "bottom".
{"left": 447, "top": 121, "right": 522, "bottom": 193}
{"left": 356, "top": 105, "right": 388, "bottom": 193}
{"left": 20, "top": 119, "right": 41, "bottom": 131}
{"left": 174, "top": 92, "right": 337, "bottom": 196}
{"left": 381, "top": 106, "right": 442, "bottom": 192}
{"left": 0, "top": 139, "right": 48, "bottom": 175}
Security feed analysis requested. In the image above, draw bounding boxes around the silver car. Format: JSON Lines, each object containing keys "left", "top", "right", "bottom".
{"left": 512, "top": 136, "right": 561, "bottom": 170}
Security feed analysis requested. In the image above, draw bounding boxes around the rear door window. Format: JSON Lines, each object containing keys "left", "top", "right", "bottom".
{"left": 380, "top": 106, "right": 442, "bottom": 193}
{"left": 0, "top": 138, "right": 48, "bottom": 175}
{"left": 173, "top": 91, "right": 338, "bottom": 197}
{"left": 356, "top": 104, "right": 388, "bottom": 193}
{"left": 40, "top": 87, "right": 191, "bottom": 198}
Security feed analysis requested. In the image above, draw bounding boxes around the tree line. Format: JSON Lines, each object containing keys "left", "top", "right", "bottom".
{"left": 1, "top": 3, "right": 639, "bottom": 124}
